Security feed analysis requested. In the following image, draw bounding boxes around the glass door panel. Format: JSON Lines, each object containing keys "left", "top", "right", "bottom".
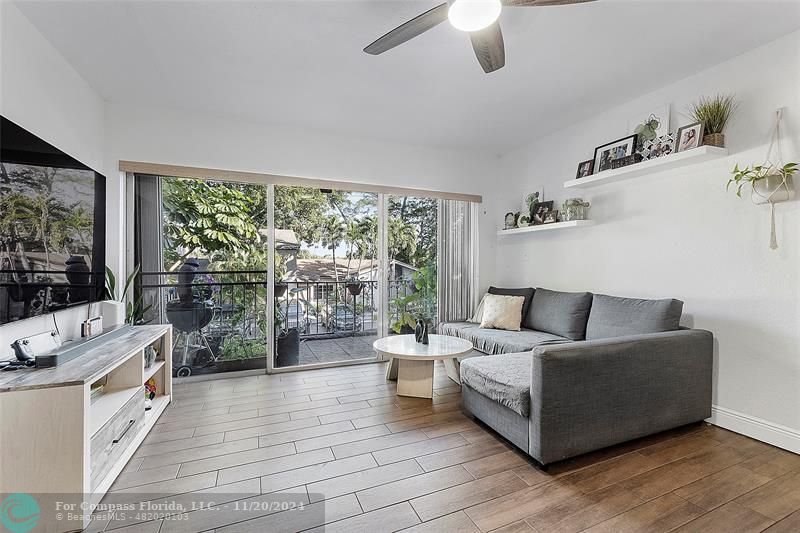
{"left": 273, "top": 185, "right": 379, "bottom": 368}
{"left": 387, "top": 195, "right": 438, "bottom": 337}
{"left": 135, "top": 175, "right": 271, "bottom": 379}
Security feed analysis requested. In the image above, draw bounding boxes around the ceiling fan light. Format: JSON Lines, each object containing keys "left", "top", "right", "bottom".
{"left": 448, "top": 0, "right": 502, "bottom": 32}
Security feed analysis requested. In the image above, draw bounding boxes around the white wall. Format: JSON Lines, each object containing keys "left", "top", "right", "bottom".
{"left": 102, "top": 102, "right": 499, "bottom": 289}
{"left": 492, "top": 31, "right": 800, "bottom": 451}
{"left": 0, "top": 3, "right": 107, "bottom": 356}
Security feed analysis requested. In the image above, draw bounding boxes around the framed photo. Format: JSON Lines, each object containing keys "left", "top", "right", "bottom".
{"left": 675, "top": 122, "right": 704, "bottom": 153}
{"left": 504, "top": 212, "right": 519, "bottom": 230}
{"left": 531, "top": 201, "right": 553, "bottom": 225}
{"left": 543, "top": 210, "right": 559, "bottom": 224}
{"left": 593, "top": 134, "right": 638, "bottom": 173}
{"left": 575, "top": 159, "right": 594, "bottom": 179}
{"left": 643, "top": 133, "right": 676, "bottom": 160}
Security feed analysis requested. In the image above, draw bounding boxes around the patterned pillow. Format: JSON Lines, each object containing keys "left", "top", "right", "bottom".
{"left": 480, "top": 294, "right": 525, "bottom": 332}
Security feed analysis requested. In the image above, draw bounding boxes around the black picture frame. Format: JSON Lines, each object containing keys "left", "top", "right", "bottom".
{"left": 575, "top": 159, "right": 594, "bottom": 179}
{"left": 593, "top": 134, "right": 638, "bottom": 174}
{"left": 531, "top": 201, "right": 554, "bottom": 225}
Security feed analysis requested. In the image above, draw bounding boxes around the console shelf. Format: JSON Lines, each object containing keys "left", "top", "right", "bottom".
{"left": 498, "top": 220, "right": 595, "bottom": 236}
{"left": 564, "top": 146, "right": 728, "bottom": 190}
{"left": 0, "top": 325, "right": 172, "bottom": 532}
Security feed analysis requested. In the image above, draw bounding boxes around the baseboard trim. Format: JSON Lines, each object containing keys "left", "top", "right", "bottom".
{"left": 708, "top": 405, "right": 800, "bottom": 454}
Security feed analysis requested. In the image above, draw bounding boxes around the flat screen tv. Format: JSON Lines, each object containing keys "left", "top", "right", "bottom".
{"left": 0, "top": 116, "right": 106, "bottom": 324}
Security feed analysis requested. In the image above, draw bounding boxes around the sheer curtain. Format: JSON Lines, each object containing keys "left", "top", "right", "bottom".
{"left": 436, "top": 199, "right": 480, "bottom": 325}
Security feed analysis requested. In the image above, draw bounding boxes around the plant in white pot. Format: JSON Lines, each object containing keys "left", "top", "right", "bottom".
{"left": 727, "top": 162, "right": 797, "bottom": 250}
{"left": 103, "top": 265, "right": 151, "bottom": 325}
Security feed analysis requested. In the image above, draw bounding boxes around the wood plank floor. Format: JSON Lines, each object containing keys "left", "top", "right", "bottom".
{"left": 89, "top": 361, "right": 800, "bottom": 533}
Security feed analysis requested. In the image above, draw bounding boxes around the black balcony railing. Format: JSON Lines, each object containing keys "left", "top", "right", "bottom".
{"left": 139, "top": 270, "right": 417, "bottom": 376}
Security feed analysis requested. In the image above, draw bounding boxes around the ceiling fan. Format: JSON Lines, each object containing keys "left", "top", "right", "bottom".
{"left": 363, "top": 0, "right": 597, "bottom": 74}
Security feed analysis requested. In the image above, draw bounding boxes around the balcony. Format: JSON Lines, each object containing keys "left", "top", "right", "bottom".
{"left": 140, "top": 270, "right": 418, "bottom": 376}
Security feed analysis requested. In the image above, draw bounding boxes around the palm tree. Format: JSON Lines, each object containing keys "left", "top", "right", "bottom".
{"left": 388, "top": 217, "right": 417, "bottom": 264}
{"left": 319, "top": 214, "right": 346, "bottom": 284}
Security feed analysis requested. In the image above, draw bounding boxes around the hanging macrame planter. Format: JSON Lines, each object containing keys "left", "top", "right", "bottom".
{"left": 729, "top": 109, "right": 796, "bottom": 250}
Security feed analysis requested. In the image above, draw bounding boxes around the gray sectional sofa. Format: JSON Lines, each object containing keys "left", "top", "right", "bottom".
{"left": 441, "top": 288, "right": 713, "bottom": 466}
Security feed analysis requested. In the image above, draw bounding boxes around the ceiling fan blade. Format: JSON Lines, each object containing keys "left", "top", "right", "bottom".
{"left": 470, "top": 21, "right": 505, "bottom": 74}
{"left": 503, "top": 0, "right": 597, "bottom": 6}
{"left": 363, "top": 2, "right": 449, "bottom": 55}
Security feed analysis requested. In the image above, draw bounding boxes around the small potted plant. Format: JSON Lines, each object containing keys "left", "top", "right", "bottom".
{"left": 689, "top": 94, "right": 738, "bottom": 148}
{"left": 345, "top": 276, "right": 363, "bottom": 297}
{"left": 728, "top": 162, "right": 797, "bottom": 202}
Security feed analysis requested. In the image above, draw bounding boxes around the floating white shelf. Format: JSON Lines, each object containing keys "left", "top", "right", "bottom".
{"left": 497, "top": 220, "right": 595, "bottom": 236}
{"left": 564, "top": 146, "right": 728, "bottom": 190}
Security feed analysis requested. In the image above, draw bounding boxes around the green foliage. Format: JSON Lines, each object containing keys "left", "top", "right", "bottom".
{"left": 689, "top": 94, "right": 738, "bottom": 135}
{"left": 388, "top": 196, "right": 436, "bottom": 266}
{"left": 219, "top": 336, "right": 267, "bottom": 360}
{"left": 104, "top": 265, "right": 151, "bottom": 325}
{"left": 162, "top": 179, "right": 260, "bottom": 267}
{"left": 390, "top": 265, "right": 437, "bottom": 333}
{"left": 728, "top": 162, "right": 798, "bottom": 197}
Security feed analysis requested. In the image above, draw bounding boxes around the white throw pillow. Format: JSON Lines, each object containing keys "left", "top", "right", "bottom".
{"left": 467, "top": 294, "right": 487, "bottom": 323}
{"left": 480, "top": 294, "right": 524, "bottom": 332}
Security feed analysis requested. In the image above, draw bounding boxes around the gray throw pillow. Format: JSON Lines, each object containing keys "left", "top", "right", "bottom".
{"left": 525, "top": 288, "right": 593, "bottom": 340}
{"left": 488, "top": 286, "right": 535, "bottom": 327}
{"left": 585, "top": 294, "right": 684, "bottom": 340}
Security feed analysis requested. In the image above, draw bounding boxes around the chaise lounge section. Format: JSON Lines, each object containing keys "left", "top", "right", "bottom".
{"left": 443, "top": 288, "right": 713, "bottom": 466}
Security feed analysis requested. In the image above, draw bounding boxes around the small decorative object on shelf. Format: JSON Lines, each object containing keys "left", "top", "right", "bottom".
{"left": 524, "top": 189, "right": 544, "bottom": 215}
{"left": 675, "top": 122, "right": 704, "bottom": 153}
{"left": 641, "top": 133, "right": 675, "bottom": 160}
{"left": 726, "top": 109, "right": 795, "bottom": 250}
{"left": 144, "top": 378, "right": 157, "bottom": 411}
{"left": 562, "top": 199, "right": 591, "bottom": 221}
{"left": 576, "top": 159, "right": 594, "bottom": 179}
{"left": 689, "top": 93, "right": 737, "bottom": 148}
{"left": 531, "top": 201, "right": 554, "bottom": 225}
{"left": 517, "top": 214, "right": 531, "bottom": 227}
{"left": 144, "top": 345, "right": 157, "bottom": 369}
{"left": 611, "top": 153, "right": 643, "bottom": 170}
{"left": 504, "top": 211, "right": 519, "bottom": 229}
{"left": 593, "top": 134, "right": 638, "bottom": 173}
{"left": 543, "top": 210, "right": 559, "bottom": 224}
{"left": 628, "top": 105, "right": 670, "bottom": 150}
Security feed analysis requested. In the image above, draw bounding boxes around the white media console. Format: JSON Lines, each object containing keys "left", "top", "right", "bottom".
{"left": 0, "top": 325, "right": 172, "bottom": 533}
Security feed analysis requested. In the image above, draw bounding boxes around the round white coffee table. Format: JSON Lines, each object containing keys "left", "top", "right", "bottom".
{"left": 374, "top": 335, "right": 473, "bottom": 399}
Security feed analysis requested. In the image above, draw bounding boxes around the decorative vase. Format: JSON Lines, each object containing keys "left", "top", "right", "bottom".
{"left": 414, "top": 319, "right": 423, "bottom": 343}
{"left": 702, "top": 133, "right": 725, "bottom": 148}
{"left": 562, "top": 199, "right": 590, "bottom": 221}
{"left": 101, "top": 300, "right": 125, "bottom": 327}
{"left": 421, "top": 322, "right": 429, "bottom": 345}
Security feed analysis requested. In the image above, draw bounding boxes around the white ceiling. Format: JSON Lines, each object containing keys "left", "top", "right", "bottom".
{"left": 14, "top": 0, "right": 800, "bottom": 153}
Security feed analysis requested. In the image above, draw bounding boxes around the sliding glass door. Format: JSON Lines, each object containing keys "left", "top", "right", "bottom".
{"left": 131, "top": 174, "right": 473, "bottom": 378}
{"left": 387, "top": 195, "right": 437, "bottom": 337}
{"left": 273, "top": 185, "right": 380, "bottom": 368}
